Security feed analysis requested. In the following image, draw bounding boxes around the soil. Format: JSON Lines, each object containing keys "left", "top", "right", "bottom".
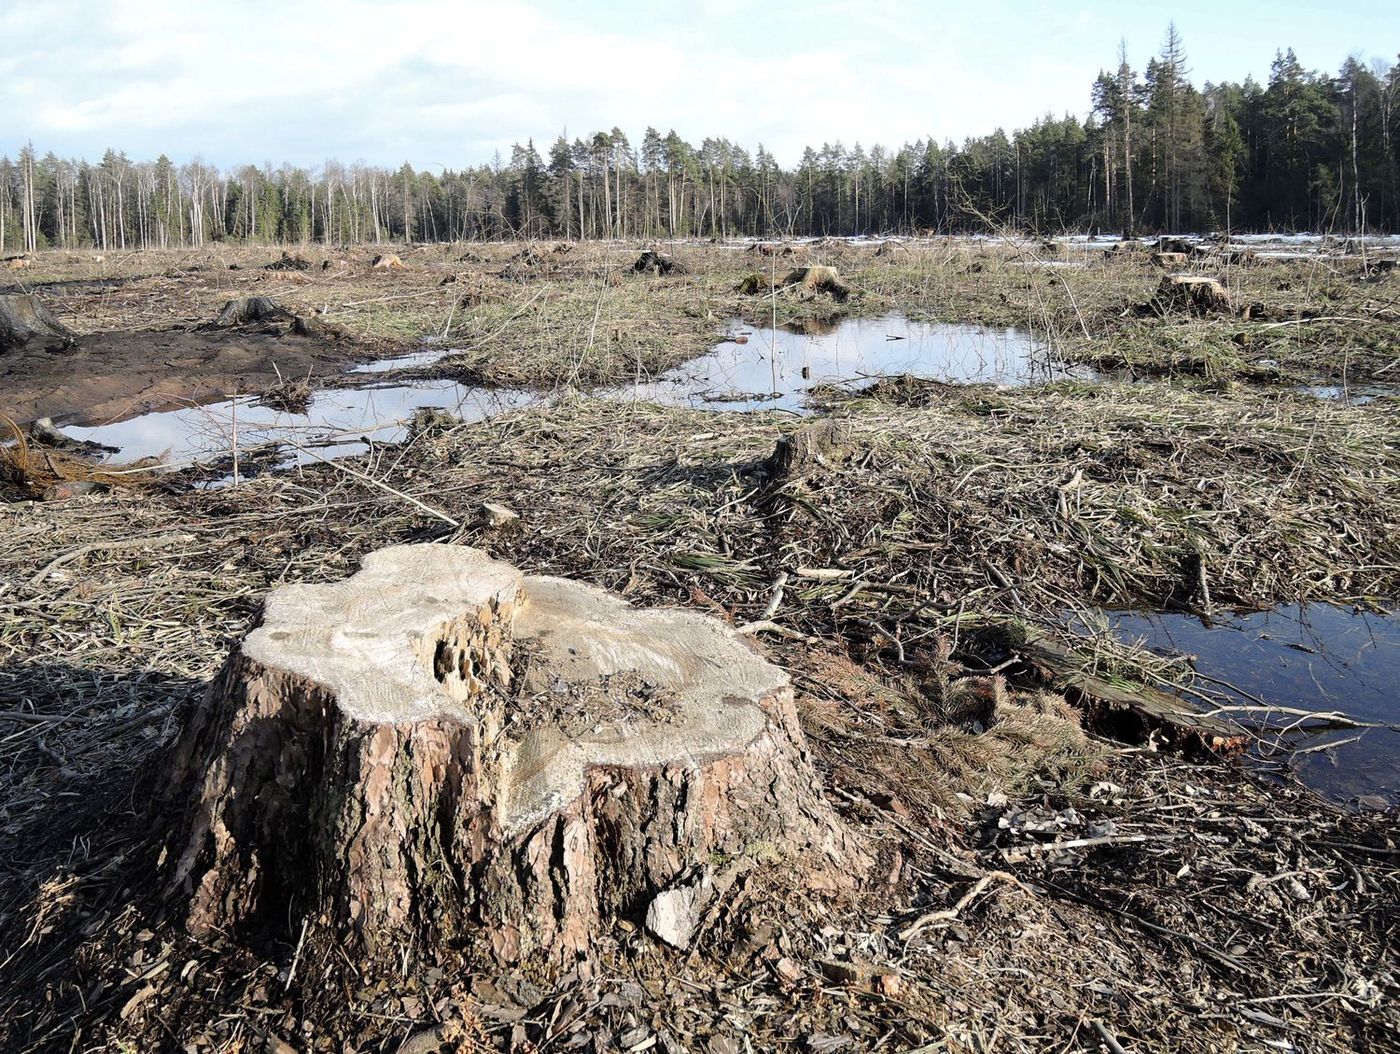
{"left": 1, "top": 238, "right": 1397, "bottom": 1054}
{"left": 0, "top": 327, "right": 364, "bottom": 426}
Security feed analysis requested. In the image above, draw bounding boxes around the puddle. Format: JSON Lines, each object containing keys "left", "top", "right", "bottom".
{"left": 55, "top": 317, "right": 1087, "bottom": 476}
{"left": 1300, "top": 383, "right": 1398, "bottom": 405}
{"left": 349, "top": 347, "right": 455, "bottom": 374}
{"left": 61, "top": 377, "right": 533, "bottom": 471}
{"left": 1078, "top": 605, "right": 1400, "bottom": 807}
{"left": 616, "top": 315, "right": 1092, "bottom": 413}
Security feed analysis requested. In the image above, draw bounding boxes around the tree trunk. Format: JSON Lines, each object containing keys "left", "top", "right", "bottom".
{"left": 166, "top": 545, "right": 862, "bottom": 969}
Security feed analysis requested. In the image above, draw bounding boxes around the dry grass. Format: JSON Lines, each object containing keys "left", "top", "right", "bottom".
{"left": 1, "top": 380, "right": 1397, "bottom": 1051}
{"left": 2, "top": 237, "right": 1398, "bottom": 1053}
{"left": 11, "top": 238, "right": 1396, "bottom": 397}
{"left": 0, "top": 414, "right": 156, "bottom": 499}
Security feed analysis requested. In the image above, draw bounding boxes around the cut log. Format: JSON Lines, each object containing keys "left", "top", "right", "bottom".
{"left": 1017, "top": 630, "right": 1249, "bottom": 756}
{"left": 166, "top": 545, "right": 862, "bottom": 969}
{"left": 0, "top": 294, "right": 75, "bottom": 351}
{"left": 1151, "top": 251, "right": 1189, "bottom": 268}
{"left": 29, "top": 416, "right": 119, "bottom": 455}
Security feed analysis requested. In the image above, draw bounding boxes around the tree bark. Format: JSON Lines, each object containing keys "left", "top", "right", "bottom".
{"left": 166, "top": 545, "right": 862, "bottom": 969}
{"left": 0, "top": 294, "right": 75, "bottom": 351}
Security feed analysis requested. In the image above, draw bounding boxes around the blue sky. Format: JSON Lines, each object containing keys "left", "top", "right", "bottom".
{"left": 2, "top": 0, "right": 1395, "bottom": 168}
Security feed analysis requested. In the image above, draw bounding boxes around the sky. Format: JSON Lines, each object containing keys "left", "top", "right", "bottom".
{"left": 2, "top": 0, "right": 1396, "bottom": 170}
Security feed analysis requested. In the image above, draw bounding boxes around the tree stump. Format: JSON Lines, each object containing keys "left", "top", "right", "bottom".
{"left": 633, "top": 250, "right": 688, "bottom": 276}
{"left": 201, "top": 296, "right": 294, "bottom": 331}
{"left": 781, "top": 265, "right": 852, "bottom": 301}
{"left": 1152, "top": 274, "right": 1234, "bottom": 316}
{"left": 0, "top": 294, "right": 74, "bottom": 351}
{"left": 166, "top": 545, "right": 862, "bottom": 966}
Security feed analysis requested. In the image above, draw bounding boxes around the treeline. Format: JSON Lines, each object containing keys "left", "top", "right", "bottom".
{"left": 3, "top": 30, "right": 1399, "bottom": 250}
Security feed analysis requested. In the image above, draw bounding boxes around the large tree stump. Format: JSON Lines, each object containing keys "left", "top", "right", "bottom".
{"left": 0, "top": 294, "right": 74, "bottom": 351}
{"left": 167, "top": 545, "right": 861, "bottom": 966}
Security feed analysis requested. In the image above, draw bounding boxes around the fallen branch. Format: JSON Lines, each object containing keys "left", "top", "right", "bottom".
{"left": 900, "top": 871, "right": 1035, "bottom": 940}
{"left": 1000, "top": 832, "right": 1179, "bottom": 862}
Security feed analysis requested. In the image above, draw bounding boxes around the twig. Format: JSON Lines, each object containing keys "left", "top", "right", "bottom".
{"left": 899, "top": 871, "right": 1033, "bottom": 940}
{"left": 1090, "top": 1020, "right": 1129, "bottom": 1054}
{"left": 292, "top": 445, "right": 461, "bottom": 528}
{"left": 736, "top": 619, "right": 811, "bottom": 641}
{"left": 1000, "top": 832, "right": 1179, "bottom": 862}
{"left": 759, "top": 570, "right": 789, "bottom": 619}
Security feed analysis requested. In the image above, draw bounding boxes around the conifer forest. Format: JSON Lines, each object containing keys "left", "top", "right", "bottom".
{"left": 4, "top": 36, "right": 1400, "bottom": 251}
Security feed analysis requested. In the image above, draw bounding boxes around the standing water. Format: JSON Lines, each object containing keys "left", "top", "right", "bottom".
{"left": 619, "top": 315, "right": 1093, "bottom": 412}
{"left": 57, "top": 316, "right": 1093, "bottom": 471}
{"left": 1080, "top": 605, "right": 1400, "bottom": 807}
{"left": 59, "top": 377, "right": 533, "bottom": 469}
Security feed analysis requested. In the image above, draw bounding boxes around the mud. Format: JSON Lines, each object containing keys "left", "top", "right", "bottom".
{"left": 0, "top": 327, "right": 365, "bottom": 427}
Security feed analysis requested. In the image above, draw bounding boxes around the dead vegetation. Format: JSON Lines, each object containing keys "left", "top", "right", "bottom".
{"left": 5, "top": 237, "right": 1397, "bottom": 398}
{"left": 0, "top": 413, "right": 153, "bottom": 500}
{"left": 1, "top": 237, "right": 1399, "bottom": 1051}
{"left": 256, "top": 365, "right": 314, "bottom": 413}
{"left": 1, "top": 382, "right": 1397, "bottom": 1052}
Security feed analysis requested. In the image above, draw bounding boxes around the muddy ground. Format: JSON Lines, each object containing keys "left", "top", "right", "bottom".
{"left": 1, "top": 238, "right": 1397, "bottom": 1053}
{"left": 0, "top": 327, "right": 364, "bottom": 426}
{"left": 6, "top": 236, "right": 1398, "bottom": 429}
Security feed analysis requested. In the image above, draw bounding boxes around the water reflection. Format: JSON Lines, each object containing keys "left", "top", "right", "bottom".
{"left": 1075, "top": 604, "right": 1400, "bottom": 807}
{"left": 618, "top": 315, "right": 1092, "bottom": 413}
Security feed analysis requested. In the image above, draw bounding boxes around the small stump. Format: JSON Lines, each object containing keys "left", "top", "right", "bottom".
{"left": 167, "top": 546, "right": 861, "bottom": 966}
{"left": 1151, "top": 274, "right": 1234, "bottom": 316}
{"left": 633, "top": 250, "right": 688, "bottom": 276}
{"left": 201, "top": 296, "right": 294, "bottom": 331}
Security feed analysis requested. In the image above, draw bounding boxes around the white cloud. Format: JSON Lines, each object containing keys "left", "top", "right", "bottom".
{"left": 1, "top": 0, "right": 1391, "bottom": 168}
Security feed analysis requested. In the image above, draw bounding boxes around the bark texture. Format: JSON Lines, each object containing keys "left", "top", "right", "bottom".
{"left": 201, "top": 296, "right": 295, "bottom": 331}
{"left": 167, "top": 545, "right": 861, "bottom": 967}
{"left": 0, "top": 294, "right": 74, "bottom": 351}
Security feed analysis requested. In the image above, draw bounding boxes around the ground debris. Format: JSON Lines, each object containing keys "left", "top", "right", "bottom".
{"left": 265, "top": 250, "right": 312, "bottom": 272}
{"left": 2, "top": 240, "right": 1399, "bottom": 1054}
{"left": 256, "top": 366, "right": 314, "bottom": 413}
{"left": 634, "top": 250, "right": 688, "bottom": 276}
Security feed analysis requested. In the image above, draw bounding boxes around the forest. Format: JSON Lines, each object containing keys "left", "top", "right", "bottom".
{"left": 3, "top": 32, "right": 1399, "bottom": 248}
